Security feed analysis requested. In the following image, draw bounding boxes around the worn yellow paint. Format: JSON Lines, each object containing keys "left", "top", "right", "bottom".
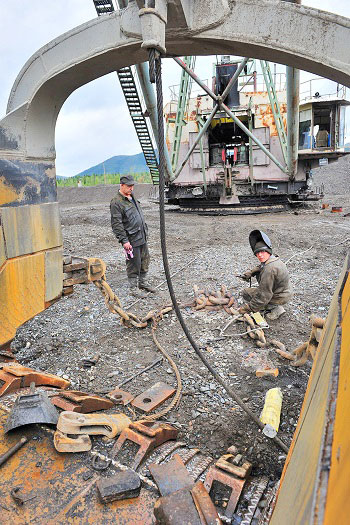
{"left": 0, "top": 253, "right": 45, "bottom": 345}
{"left": 45, "top": 247, "right": 63, "bottom": 301}
{"left": 0, "top": 224, "right": 6, "bottom": 268}
{"left": 323, "top": 269, "right": 350, "bottom": 524}
{"left": 270, "top": 260, "right": 347, "bottom": 525}
{"left": 0, "top": 177, "right": 19, "bottom": 206}
{"left": 1, "top": 202, "right": 62, "bottom": 259}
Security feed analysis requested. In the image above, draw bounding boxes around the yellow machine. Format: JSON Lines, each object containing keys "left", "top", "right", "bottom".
{"left": 1, "top": 0, "right": 350, "bottom": 521}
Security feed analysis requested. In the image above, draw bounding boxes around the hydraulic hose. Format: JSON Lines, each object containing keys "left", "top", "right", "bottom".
{"left": 150, "top": 50, "right": 288, "bottom": 455}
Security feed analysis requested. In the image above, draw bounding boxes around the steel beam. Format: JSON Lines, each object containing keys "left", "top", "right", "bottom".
{"left": 286, "top": 66, "right": 300, "bottom": 180}
{"left": 174, "top": 105, "right": 219, "bottom": 178}
{"left": 284, "top": 0, "right": 301, "bottom": 180}
{"left": 221, "top": 103, "right": 288, "bottom": 173}
{"left": 135, "top": 62, "right": 173, "bottom": 180}
{"left": 173, "top": 57, "right": 250, "bottom": 178}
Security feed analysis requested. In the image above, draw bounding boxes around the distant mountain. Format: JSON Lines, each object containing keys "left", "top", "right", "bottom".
{"left": 75, "top": 152, "right": 150, "bottom": 177}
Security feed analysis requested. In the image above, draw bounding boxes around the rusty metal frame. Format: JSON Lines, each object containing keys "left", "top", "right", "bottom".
{"left": 172, "top": 56, "right": 288, "bottom": 179}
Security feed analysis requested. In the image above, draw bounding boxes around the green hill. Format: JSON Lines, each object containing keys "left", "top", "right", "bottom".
{"left": 75, "top": 152, "right": 150, "bottom": 177}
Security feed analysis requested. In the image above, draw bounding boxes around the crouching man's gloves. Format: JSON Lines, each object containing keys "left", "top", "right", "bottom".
{"left": 238, "top": 304, "right": 251, "bottom": 314}
{"left": 236, "top": 271, "right": 252, "bottom": 282}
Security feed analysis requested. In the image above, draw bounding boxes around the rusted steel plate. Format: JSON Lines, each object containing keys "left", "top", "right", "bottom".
{"left": 139, "top": 442, "right": 186, "bottom": 477}
{"left": 204, "top": 465, "right": 246, "bottom": 520}
{"left": 192, "top": 481, "right": 222, "bottom": 525}
{"left": 216, "top": 454, "right": 252, "bottom": 479}
{"left": 0, "top": 363, "right": 70, "bottom": 392}
{"left": 107, "top": 388, "right": 135, "bottom": 406}
{"left": 131, "top": 382, "right": 175, "bottom": 413}
{"left": 97, "top": 470, "right": 141, "bottom": 503}
{"left": 154, "top": 487, "right": 203, "bottom": 525}
{"left": 0, "top": 371, "right": 22, "bottom": 396}
{"left": 51, "top": 391, "right": 114, "bottom": 413}
{"left": 149, "top": 454, "right": 194, "bottom": 496}
{"left": 0, "top": 404, "right": 157, "bottom": 524}
{"left": 113, "top": 421, "right": 178, "bottom": 471}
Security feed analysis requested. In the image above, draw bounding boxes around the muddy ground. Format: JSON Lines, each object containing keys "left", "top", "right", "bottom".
{"left": 12, "top": 155, "right": 350, "bottom": 482}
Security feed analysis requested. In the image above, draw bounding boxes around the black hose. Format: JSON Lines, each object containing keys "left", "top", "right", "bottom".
{"left": 151, "top": 50, "right": 289, "bottom": 455}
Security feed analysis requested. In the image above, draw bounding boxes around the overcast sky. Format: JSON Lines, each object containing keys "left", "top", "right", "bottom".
{"left": 0, "top": 1, "right": 349, "bottom": 176}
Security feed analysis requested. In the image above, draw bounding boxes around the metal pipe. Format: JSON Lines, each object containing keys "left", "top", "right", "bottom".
{"left": 221, "top": 102, "right": 288, "bottom": 173}
{"left": 174, "top": 104, "right": 219, "bottom": 178}
{"left": 198, "top": 119, "right": 207, "bottom": 192}
{"left": 284, "top": 0, "right": 301, "bottom": 179}
{"left": 135, "top": 62, "right": 173, "bottom": 181}
{"left": 248, "top": 96, "right": 254, "bottom": 184}
{"left": 286, "top": 66, "right": 300, "bottom": 179}
{"left": 0, "top": 437, "right": 28, "bottom": 466}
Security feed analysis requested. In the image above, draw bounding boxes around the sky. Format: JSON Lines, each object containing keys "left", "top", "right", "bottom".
{"left": 0, "top": 1, "right": 349, "bottom": 177}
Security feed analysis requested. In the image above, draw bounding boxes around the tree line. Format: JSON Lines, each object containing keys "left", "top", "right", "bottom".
{"left": 57, "top": 172, "right": 152, "bottom": 187}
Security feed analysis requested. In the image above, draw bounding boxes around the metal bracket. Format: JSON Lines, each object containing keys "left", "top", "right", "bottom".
{"left": 112, "top": 420, "right": 178, "bottom": 470}
{"left": 139, "top": 0, "right": 168, "bottom": 54}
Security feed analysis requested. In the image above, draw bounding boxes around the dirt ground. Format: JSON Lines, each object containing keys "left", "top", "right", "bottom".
{"left": 12, "top": 155, "right": 350, "bottom": 482}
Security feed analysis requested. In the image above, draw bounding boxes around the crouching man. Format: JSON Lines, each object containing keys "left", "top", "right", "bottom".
{"left": 238, "top": 230, "right": 292, "bottom": 320}
{"left": 110, "top": 174, "right": 155, "bottom": 298}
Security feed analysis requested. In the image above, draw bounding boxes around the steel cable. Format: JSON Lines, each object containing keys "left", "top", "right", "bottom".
{"left": 153, "top": 51, "right": 289, "bottom": 454}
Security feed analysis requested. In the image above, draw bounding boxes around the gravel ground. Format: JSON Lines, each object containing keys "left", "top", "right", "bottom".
{"left": 12, "top": 155, "right": 350, "bottom": 481}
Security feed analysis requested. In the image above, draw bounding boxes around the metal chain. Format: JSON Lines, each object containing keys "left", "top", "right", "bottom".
{"left": 92, "top": 276, "right": 183, "bottom": 421}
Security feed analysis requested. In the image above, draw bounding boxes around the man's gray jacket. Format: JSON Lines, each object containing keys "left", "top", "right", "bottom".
{"left": 246, "top": 255, "right": 292, "bottom": 312}
{"left": 110, "top": 192, "right": 148, "bottom": 247}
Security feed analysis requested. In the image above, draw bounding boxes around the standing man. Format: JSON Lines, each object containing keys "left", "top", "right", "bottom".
{"left": 110, "top": 175, "right": 155, "bottom": 298}
{"left": 238, "top": 230, "right": 292, "bottom": 320}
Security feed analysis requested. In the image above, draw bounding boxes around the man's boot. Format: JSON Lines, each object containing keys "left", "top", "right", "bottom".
{"left": 265, "top": 305, "right": 285, "bottom": 320}
{"left": 129, "top": 278, "right": 147, "bottom": 299}
{"left": 139, "top": 275, "right": 156, "bottom": 293}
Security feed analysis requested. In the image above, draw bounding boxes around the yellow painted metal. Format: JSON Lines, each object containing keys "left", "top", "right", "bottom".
{"left": 0, "top": 253, "right": 45, "bottom": 346}
{"left": 323, "top": 267, "right": 350, "bottom": 524}
{"left": 0, "top": 177, "right": 19, "bottom": 206}
{"left": 1, "top": 202, "right": 62, "bottom": 259}
{"left": 0, "top": 224, "right": 6, "bottom": 269}
{"left": 270, "top": 259, "right": 347, "bottom": 524}
{"left": 45, "top": 247, "right": 63, "bottom": 302}
{"left": 0, "top": 403, "right": 156, "bottom": 523}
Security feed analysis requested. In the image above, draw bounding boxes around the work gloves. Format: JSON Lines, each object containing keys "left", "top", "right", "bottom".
{"left": 238, "top": 304, "right": 251, "bottom": 314}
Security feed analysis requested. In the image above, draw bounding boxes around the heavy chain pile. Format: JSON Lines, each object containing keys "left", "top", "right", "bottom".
{"left": 93, "top": 277, "right": 172, "bottom": 329}
{"left": 189, "top": 284, "right": 238, "bottom": 313}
